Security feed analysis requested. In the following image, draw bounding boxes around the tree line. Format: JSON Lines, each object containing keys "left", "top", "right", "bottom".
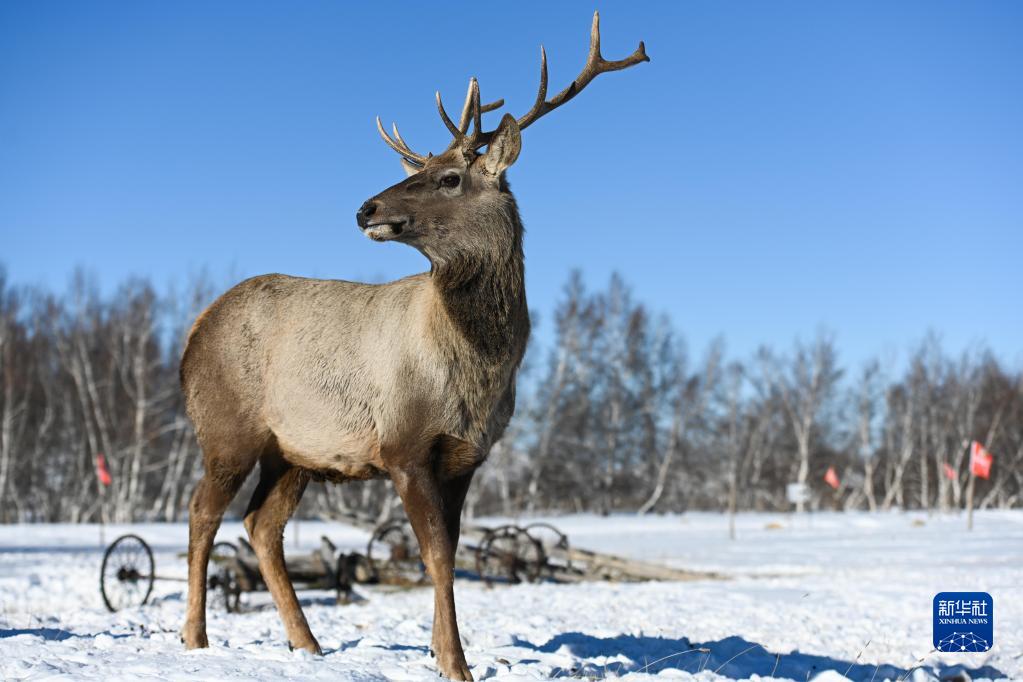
{"left": 1, "top": 267, "right": 1020, "bottom": 523}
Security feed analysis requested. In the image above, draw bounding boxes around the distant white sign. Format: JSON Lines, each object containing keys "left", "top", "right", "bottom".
{"left": 786, "top": 482, "right": 810, "bottom": 505}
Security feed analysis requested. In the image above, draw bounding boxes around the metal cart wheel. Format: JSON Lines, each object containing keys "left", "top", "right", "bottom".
{"left": 474, "top": 525, "right": 545, "bottom": 587}
{"left": 523, "top": 522, "right": 569, "bottom": 549}
{"left": 207, "top": 541, "right": 241, "bottom": 612}
{"left": 523, "top": 522, "right": 571, "bottom": 576}
{"left": 100, "top": 534, "right": 155, "bottom": 612}
{"left": 335, "top": 552, "right": 372, "bottom": 604}
{"left": 367, "top": 521, "right": 426, "bottom": 584}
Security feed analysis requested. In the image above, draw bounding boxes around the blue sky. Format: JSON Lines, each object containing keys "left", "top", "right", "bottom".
{"left": 2, "top": 1, "right": 1021, "bottom": 370}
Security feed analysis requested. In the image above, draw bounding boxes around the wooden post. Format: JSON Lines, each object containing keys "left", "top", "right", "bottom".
{"left": 964, "top": 439, "right": 976, "bottom": 532}
{"left": 966, "top": 466, "right": 976, "bottom": 532}
{"left": 727, "top": 467, "right": 737, "bottom": 541}
{"left": 99, "top": 488, "right": 106, "bottom": 547}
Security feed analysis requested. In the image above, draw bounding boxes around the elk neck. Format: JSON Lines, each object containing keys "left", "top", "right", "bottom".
{"left": 426, "top": 195, "right": 529, "bottom": 361}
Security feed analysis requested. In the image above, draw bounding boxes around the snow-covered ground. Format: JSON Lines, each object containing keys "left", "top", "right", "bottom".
{"left": 1, "top": 511, "right": 1020, "bottom": 681}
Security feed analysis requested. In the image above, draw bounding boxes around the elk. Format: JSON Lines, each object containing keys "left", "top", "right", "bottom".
{"left": 179, "top": 13, "right": 647, "bottom": 680}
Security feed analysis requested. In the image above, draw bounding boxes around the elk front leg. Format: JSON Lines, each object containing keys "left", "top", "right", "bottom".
{"left": 243, "top": 453, "right": 319, "bottom": 654}
{"left": 391, "top": 466, "right": 472, "bottom": 681}
{"left": 432, "top": 470, "right": 474, "bottom": 658}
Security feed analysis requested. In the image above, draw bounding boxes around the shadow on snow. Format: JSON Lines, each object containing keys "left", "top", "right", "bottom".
{"left": 0, "top": 627, "right": 133, "bottom": 642}
{"left": 512, "top": 632, "right": 1004, "bottom": 681}
{"left": 1, "top": 627, "right": 1006, "bottom": 680}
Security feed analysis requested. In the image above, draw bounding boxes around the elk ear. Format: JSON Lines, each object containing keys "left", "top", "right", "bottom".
{"left": 480, "top": 113, "right": 521, "bottom": 176}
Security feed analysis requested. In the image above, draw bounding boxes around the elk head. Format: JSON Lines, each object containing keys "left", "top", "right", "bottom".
{"left": 355, "top": 11, "right": 649, "bottom": 266}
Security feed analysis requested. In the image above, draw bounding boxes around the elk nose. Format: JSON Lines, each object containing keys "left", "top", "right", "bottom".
{"left": 356, "top": 200, "right": 379, "bottom": 228}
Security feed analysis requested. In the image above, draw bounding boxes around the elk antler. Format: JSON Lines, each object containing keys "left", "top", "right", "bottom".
{"left": 376, "top": 117, "right": 430, "bottom": 166}
{"left": 377, "top": 11, "right": 648, "bottom": 165}
{"left": 514, "top": 11, "right": 648, "bottom": 135}
{"left": 437, "top": 78, "right": 505, "bottom": 139}
{"left": 378, "top": 79, "right": 504, "bottom": 168}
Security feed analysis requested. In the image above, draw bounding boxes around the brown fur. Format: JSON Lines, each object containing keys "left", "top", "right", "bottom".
{"left": 180, "top": 118, "right": 528, "bottom": 680}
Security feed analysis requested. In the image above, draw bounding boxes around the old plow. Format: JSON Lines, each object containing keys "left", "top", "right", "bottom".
{"left": 100, "top": 512, "right": 718, "bottom": 612}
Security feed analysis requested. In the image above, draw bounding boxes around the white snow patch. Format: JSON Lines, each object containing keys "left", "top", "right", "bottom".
{"left": 0, "top": 511, "right": 1019, "bottom": 680}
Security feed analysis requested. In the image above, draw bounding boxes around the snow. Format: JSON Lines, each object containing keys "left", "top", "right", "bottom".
{"left": 1, "top": 511, "right": 1020, "bottom": 681}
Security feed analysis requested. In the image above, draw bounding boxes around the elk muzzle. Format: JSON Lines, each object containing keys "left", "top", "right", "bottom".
{"left": 356, "top": 199, "right": 407, "bottom": 242}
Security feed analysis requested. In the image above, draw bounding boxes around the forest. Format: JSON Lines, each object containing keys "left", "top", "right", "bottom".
{"left": 1, "top": 267, "right": 1020, "bottom": 523}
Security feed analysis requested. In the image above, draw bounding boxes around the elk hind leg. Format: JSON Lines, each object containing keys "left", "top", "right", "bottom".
{"left": 243, "top": 450, "right": 319, "bottom": 654}
{"left": 183, "top": 459, "right": 252, "bottom": 649}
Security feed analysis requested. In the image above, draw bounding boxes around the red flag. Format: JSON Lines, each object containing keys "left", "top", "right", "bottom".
{"left": 942, "top": 462, "right": 957, "bottom": 481}
{"left": 824, "top": 466, "right": 840, "bottom": 490}
{"left": 95, "top": 453, "right": 112, "bottom": 487}
{"left": 970, "top": 441, "right": 993, "bottom": 480}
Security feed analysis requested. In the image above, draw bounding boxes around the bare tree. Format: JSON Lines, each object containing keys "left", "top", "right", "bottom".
{"left": 853, "top": 360, "right": 884, "bottom": 511}
{"left": 1, "top": 265, "right": 1021, "bottom": 522}
{"left": 760, "top": 333, "right": 842, "bottom": 512}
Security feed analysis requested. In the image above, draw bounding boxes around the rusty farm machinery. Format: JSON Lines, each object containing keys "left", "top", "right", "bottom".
{"left": 100, "top": 512, "right": 715, "bottom": 612}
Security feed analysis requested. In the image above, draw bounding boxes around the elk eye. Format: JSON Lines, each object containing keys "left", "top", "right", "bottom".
{"left": 440, "top": 175, "right": 460, "bottom": 189}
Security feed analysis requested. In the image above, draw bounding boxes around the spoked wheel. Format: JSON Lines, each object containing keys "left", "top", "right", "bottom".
{"left": 207, "top": 541, "right": 241, "bottom": 613}
{"left": 367, "top": 521, "right": 426, "bottom": 585}
{"left": 335, "top": 552, "right": 373, "bottom": 604}
{"left": 100, "top": 534, "right": 155, "bottom": 612}
{"left": 524, "top": 523, "right": 571, "bottom": 577}
{"left": 475, "top": 525, "right": 545, "bottom": 587}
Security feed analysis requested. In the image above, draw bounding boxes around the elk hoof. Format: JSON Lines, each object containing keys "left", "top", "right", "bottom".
{"left": 436, "top": 652, "right": 473, "bottom": 681}
{"left": 289, "top": 638, "right": 323, "bottom": 656}
{"left": 181, "top": 627, "right": 209, "bottom": 650}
